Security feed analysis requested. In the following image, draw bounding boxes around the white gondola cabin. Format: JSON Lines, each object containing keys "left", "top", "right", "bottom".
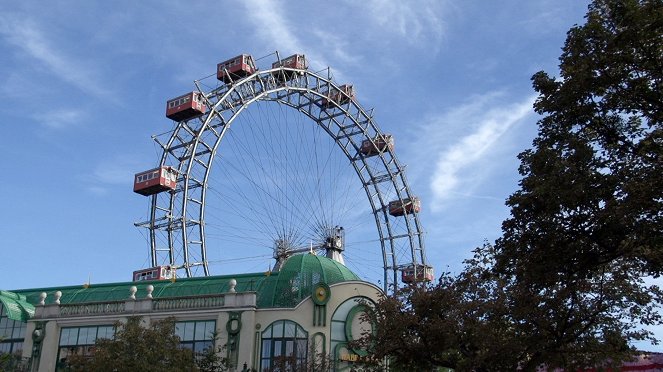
{"left": 401, "top": 264, "right": 434, "bottom": 283}
{"left": 388, "top": 197, "right": 421, "bottom": 217}
{"left": 133, "top": 166, "right": 177, "bottom": 196}
{"left": 166, "top": 92, "right": 206, "bottom": 122}
{"left": 217, "top": 54, "right": 257, "bottom": 84}
{"left": 360, "top": 134, "right": 394, "bottom": 157}
{"left": 323, "top": 84, "right": 355, "bottom": 107}
{"left": 133, "top": 265, "right": 175, "bottom": 282}
{"left": 272, "top": 54, "right": 308, "bottom": 82}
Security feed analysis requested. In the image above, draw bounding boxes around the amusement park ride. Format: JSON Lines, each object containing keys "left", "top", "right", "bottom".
{"left": 132, "top": 52, "right": 434, "bottom": 289}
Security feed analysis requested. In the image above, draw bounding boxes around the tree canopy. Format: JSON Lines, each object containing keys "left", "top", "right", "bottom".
{"left": 361, "top": 0, "right": 663, "bottom": 370}
{"left": 66, "top": 316, "right": 226, "bottom": 372}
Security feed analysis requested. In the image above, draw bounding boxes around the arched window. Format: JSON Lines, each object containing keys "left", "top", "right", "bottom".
{"left": 330, "top": 297, "right": 375, "bottom": 369}
{"left": 260, "top": 320, "right": 307, "bottom": 371}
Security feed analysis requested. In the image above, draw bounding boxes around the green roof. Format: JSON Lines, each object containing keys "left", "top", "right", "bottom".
{"left": 10, "top": 254, "right": 361, "bottom": 312}
{"left": 12, "top": 272, "right": 269, "bottom": 307}
{"left": 0, "top": 290, "right": 35, "bottom": 321}
{"left": 257, "top": 253, "right": 361, "bottom": 308}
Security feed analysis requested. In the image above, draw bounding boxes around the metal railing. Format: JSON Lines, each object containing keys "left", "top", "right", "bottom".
{"left": 152, "top": 294, "right": 225, "bottom": 311}
{"left": 59, "top": 301, "right": 126, "bottom": 316}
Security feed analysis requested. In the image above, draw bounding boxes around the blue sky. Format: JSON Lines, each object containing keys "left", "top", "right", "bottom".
{"left": 5, "top": 0, "right": 657, "bottom": 350}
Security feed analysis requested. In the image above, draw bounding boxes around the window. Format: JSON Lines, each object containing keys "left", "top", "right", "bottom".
{"left": 0, "top": 304, "right": 26, "bottom": 359}
{"left": 175, "top": 320, "right": 216, "bottom": 356}
{"left": 260, "top": 320, "right": 308, "bottom": 371}
{"left": 330, "top": 297, "right": 375, "bottom": 369}
{"left": 283, "top": 56, "right": 295, "bottom": 66}
{"left": 57, "top": 325, "right": 114, "bottom": 369}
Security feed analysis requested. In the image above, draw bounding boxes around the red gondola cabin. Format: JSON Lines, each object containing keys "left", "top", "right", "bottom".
{"left": 271, "top": 54, "right": 307, "bottom": 81}
{"left": 401, "top": 264, "right": 434, "bottom": 283}
{"left": 133, "top": 166, "right": 177, "bottom": 196}
{"left": 323, "top": 84, "right": 355, "bottom": 107}
{"left": 166, "top": 92, "right": 206, "bottom": 122}
{"left": 217, "top": 54, "right": 257, "bottom": 84}
{"left": 133, "top": 265, "right": 175, "bottom": 282}
{"left": 360, "top": 134, "right": 394, "bottom": 157}
{"left": 388, "top": 197, "right": 421, "bottom": 217}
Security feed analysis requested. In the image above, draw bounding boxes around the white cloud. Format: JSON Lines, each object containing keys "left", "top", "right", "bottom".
{"left": 82, "top": 156, "right": 147, "bottom": 195}
{"left": 0, "top": 15, "right": 113, "bottom": 100}
{"left": 242, "top": 0, "right": 301, "bottom": 52}
{"left": 92, "top": 163, "right": 136, "bottom": 186}
{"left": 241, "top": 0, "right": 450, "bottom": 81}
{"left": 357, "top": 0, "right": 447, "bottom": 45}
{"left": 242, "top": 0, "right": 338, "bottom": 73}
{"left": 426, "top": 94, "right": 536, "bottom": 211}
{"left": 310, "top": 29, "right": 361, "bottom": 66}
{"left": 33, "top": 109, "right": 86, "bottom": 130}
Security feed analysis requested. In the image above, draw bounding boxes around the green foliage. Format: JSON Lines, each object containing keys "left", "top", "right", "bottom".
{"left": 66, "top": 316, "right": 227, "bottom": 372}
{"left": 495, "top": 0, "right": 663, "bottom": 367}
{"left": 357, "top": 245, "right": 526, "bottom": 371}
{"left": 266, "top": 345, "right": 331, "bottom": 372}
{"left": 361, "top": 0, "right": 663, "bottom": 370}
{"left": 511, "top": 0, "right": 663, "bottom": 280}
{"left": 0, "top": 336, "right": 28, "bottom": 372}
{"left": 362, "top": 243, "right": 662, "bottom": 371}
{"left": 195, "top": 336, "right": 231, "bottom": 372}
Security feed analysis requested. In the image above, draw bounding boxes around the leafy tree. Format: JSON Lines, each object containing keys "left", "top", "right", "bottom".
{"left": 360, "top": 0, "right": 663, "bottom": 370}
{"left": 264, "top": 344, "right": 331, "bottom": 372}
{"left": 66, "top": 317, "right": 204, "bottom": 372}
{"left": 0, "top": 338, "right": 8, "bottom": 370}
{"left": 0, "top": 336, "right": 28, "bottom": 372}
{"left": 195, "top": 335, "right": 231, "bottom": 372}
{"left": 501, "top": 0, "right": 662, "bottom": 282}
{"left": 493, "top": 0, "right": 663, "bottom": 368}
{"left": 356, "top": 245, "right": 526, "bottom": 371}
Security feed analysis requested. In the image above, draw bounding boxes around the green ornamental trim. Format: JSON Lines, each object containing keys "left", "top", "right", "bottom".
{"left": 226, "top": 312, "right": 242, "bottom": 335}
{"left": 344, "top": 304, "right": 372, "bottom": 357}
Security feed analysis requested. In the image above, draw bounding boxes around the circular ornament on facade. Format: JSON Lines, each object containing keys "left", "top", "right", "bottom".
{"left": 312, "top": 282, "right": 331, "bottom": 306}
{"left": 226, "top": 317, "right": 242, "bottom": 335}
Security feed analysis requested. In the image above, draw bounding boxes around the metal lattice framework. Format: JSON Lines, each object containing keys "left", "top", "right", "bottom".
{"left": 141, "top": 56, "right": 427, "bottom": 290}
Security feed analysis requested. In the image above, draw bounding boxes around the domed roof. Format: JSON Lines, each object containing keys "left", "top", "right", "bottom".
{"left": 257, "top": 254, "right": 360, "bottom": 308}
{"left": 280, "top": 253, "right": 360, "bottom": 282}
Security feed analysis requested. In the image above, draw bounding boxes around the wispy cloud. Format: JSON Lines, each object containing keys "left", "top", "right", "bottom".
{"left": 242, "top": 0, "right": 300, "bottom": 52}
{"left": 423, "top": 94, "right": 535, "bottom": 211}
{"left": 242, "top": 0, "right": 336, "bottom": 72}
{"left": 310, "top": 29, "right": 362, "bottom": 66}
{"left": 242, "top": 0, "right": 449, "bottom": 80}
{"left": 0, "top": 15, "right": 113, "bottom": 100}
{"left": 355, "top": 0, "right": 447, "bottom": 46}
{"left": 33, "top": 109, "right": 86, "bottom": 130}
{"left": 82, "top": 156, "right": 146, "bottom": 195}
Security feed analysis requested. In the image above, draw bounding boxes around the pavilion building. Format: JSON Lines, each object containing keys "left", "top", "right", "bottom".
{"left": 0, "top": 253, "right": 381, "bottom": 371}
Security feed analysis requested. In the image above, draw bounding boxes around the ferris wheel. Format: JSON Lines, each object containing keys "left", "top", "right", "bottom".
{"left": 134, "top": 52, "right": 432, "bottom": 290}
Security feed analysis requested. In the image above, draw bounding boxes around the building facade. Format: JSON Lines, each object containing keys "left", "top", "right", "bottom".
{"left": 1, "top": 254, "right": 382, "bottom": 371}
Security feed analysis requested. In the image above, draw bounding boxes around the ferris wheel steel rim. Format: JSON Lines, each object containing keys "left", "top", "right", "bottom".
{"left": 147, "top": 64, "right": 427, "bottom": 289}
